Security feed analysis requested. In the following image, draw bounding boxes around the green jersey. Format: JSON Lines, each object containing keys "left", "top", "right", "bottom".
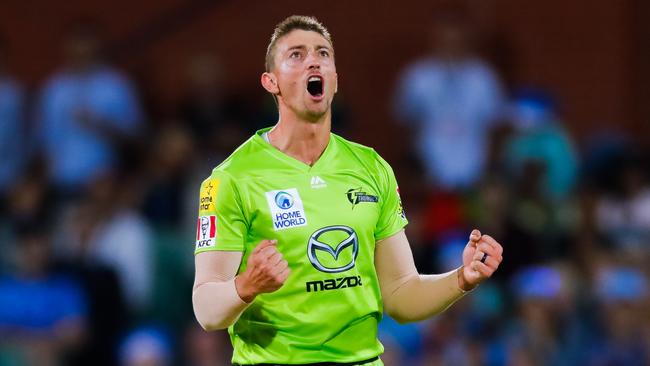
{"left": 195, "top": 128, "right": 408, "bottom": 365}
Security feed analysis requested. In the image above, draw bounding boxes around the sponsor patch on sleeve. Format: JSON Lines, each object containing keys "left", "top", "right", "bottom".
{"left": 196, "top": 215, "right": 217, "bottom": 249}
{"left": 199, "top": 178, "right": 220, "bottom": 214}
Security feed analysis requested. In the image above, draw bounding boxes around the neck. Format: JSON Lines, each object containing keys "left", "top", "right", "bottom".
{"left": 268, "top": 105, "right": 331, "bottom": 166}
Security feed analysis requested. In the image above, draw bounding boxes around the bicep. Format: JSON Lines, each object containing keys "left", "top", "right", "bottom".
{"left": 375, "top": 230, "right": 418, "bottom": 294}
{"left": 193, "top": 251, "right": 243, "bottom": 290}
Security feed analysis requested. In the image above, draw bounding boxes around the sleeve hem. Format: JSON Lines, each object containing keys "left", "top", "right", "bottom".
{"left": 194, "top": 245, "right": 244, "bottom": 255}
{"left": 375, "top": 222, "right": 408, "bottom": 242}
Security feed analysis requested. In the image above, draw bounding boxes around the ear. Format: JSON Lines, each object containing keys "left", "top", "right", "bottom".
{"left": 261, "top": 72, "right": 279, "bottom": 94}
{"left": 334, "top": 72, "right": 338, "bottom": 94}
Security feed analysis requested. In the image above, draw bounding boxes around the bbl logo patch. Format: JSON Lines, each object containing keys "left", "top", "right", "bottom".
{"left": 265, "top": 188, "right": 307, "bottom": 230}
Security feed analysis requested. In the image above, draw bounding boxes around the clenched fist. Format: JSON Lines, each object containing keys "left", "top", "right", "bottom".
{"left": 458, "top": 230, "right": 503, "bottom": 291}
{"left": 235, "top": 239, "right": 290, "bottom": 302}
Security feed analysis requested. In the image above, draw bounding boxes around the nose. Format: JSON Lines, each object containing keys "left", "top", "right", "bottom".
{"left": 306, "top": 51, "right": 321, "bottom": 70}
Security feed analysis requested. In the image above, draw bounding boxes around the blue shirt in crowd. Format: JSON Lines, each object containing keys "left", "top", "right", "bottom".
{"left": 0, "top": 273, "right": 87, "bottom": 332}
{"left": 37, "top": 66, "right": 142, "bottom": 189}
{"left": 395, "top": 58, "right": 505, "bottom": 189}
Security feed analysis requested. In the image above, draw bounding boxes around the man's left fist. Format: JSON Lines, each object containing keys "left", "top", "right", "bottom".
{"left": 458, "top": 229, "right": 503, "bottom": 291}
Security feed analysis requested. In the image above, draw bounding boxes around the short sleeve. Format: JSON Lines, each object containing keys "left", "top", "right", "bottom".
{"left": 374, "top": 153, "right": 409, "bottom": 241}
{"left": 194, "top": 171, "right": 247, "bottom": 254}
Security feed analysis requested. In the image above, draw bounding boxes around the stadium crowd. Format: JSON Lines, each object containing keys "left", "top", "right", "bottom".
{"left": 0, "top": 13, "right": 649, "bottom": 366}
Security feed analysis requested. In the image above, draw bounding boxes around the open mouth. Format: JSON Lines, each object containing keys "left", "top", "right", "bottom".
{"left": 307, "top": 76, "right": 323, "bottom": 98}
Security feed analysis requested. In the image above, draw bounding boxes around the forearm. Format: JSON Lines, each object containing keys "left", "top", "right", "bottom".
{"left": 383, "top": 268, "right": 467, "bottom": 323}
{"left": 192, "top": 278, "right": 249, "bottom": 331}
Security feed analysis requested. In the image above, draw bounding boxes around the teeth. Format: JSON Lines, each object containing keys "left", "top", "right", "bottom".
{"left": 309, "top": 76, "right": 321, "bottom": 82}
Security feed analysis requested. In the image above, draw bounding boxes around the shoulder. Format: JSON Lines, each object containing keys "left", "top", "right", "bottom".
{"left": 209, "top": 134, "right": 265, "bottom": 179}
{"left": 332, "top": 134, "right": 393, "bottom": 173}
{"left": 332, "top": 133, "right": 378, "bottom": 160}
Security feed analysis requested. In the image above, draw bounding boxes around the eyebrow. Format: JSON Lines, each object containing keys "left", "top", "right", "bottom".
{"left": 285, "top": 44, "right": 333, "bottom": 53}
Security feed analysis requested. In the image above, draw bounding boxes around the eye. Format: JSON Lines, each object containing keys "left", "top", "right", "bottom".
{"left": 290, "top": 51, "right": 302, "bottom": 59}
{"left": 319, "top": 49, "right": 330, "bottom": 57}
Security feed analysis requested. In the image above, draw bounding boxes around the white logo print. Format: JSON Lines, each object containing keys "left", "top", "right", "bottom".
{"left": 266, "top": 188, "right": 308, "bottom": 230}
{"left": 310, "top": 176, "right": 327, "bottom": 189}
{"left": 307, "top": 225, "right": 358, "bottom": 273}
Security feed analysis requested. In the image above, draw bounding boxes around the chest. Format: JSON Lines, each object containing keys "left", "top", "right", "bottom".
{"left": 243, "top": 169, "right": 381, "bottom": 235}
{"left": 238, "top": 169, "right": 382, "bottom": 273}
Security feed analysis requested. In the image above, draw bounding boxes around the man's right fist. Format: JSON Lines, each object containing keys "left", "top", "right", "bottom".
{"left": 234, "top": 239, "right": 290, "bottom": 302}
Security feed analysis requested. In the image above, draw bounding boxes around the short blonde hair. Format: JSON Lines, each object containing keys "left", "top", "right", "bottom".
{"left": 265, "top": 15, "right": 333, "bottom": 72}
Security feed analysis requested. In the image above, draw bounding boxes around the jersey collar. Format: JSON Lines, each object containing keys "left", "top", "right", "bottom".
{"left": 254, "top": 127, "right": 335, "bottom": 172}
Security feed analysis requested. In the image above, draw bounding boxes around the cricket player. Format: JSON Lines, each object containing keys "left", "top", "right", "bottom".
{"left": 193, "top": 15, "right": 503, "bottom": 366}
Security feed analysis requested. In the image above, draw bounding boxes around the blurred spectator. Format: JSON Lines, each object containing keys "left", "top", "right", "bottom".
{"left": 580, "top": 128, "right": 631, "bottom": 193}
{"left": 469, "top": 176, "right": 510, "bottom": 241}
{"left": 119, "top": 326, "right": 172, "bottom": 366}
{"left": 506, "top": 157, "right": 568, "bottom": 266}
{"left": 496, "top": 92, "right": 580, "bottom": 267}
{"left": 142, "top": 122, "right": 195, "bottom": 226}
{"left": 408, "top": 188, "right": 467, "bottom": 274}
{"left": 1, "top": 170, "right": 51, "bottom": 271}
{"left": 58, "top": 171, "right": 153, "bottom": 314}
{"left": 5, "top": 170, "right": 50, "bottom": 230}
{"left": 587, "top": 265, "right": 649, "bottom": 365}
{"left": 594, "top": 153, "right": 650, "bottom": 255}
{"left": 179, "top": 51, "right": 247, "bottom": 161}
{"left": 140, "top": 124, "right": 196, "bottom": 334}
{"left": 503, "top": 89, "right": 579, "bottom": 201}
{"left": 394, "top": 10, "right": 506, "bottom": 190}
{"left": 183, "top": 323, "right": 231, "bottom": 366}
{"left": 0, "top": 221, "right": 87, "bottom": 366}
{"left": 56, "top": 244, "right": 127, "bottom": 366}
{"left": 420, "top": 192, "right": 465, "bottom": 247}
{"left": 378, "top": 316, "right": 426, "bottom": 365}
{"left": 0, "top": 35, "right": 27, "bottom": 206}
{"left": 36, "top": 20, "right": 143, "bottom": 197}
{"left": 594, "top": 265, "right": 648, "bottom": 304}
{"left": 503, "top": 265, "right": 586, "bottom": 366}
{"left": 419, "top": 301, "right": 503, "bottom": 366}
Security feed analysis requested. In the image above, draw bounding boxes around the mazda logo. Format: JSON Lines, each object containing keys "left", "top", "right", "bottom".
{"left": 307, "top": 225, "right": 358, "bottom": 273}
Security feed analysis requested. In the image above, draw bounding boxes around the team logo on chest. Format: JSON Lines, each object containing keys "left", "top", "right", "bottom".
{"left": 346, "top": 187, "right": 378, "bottom": 209}
{"left": 265, "top": 188, "right": 308, "bottom": 230}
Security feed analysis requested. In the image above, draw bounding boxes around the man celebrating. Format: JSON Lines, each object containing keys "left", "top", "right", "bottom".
{"left": 192, "top": 15, "right": 503, "bottom": 366}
